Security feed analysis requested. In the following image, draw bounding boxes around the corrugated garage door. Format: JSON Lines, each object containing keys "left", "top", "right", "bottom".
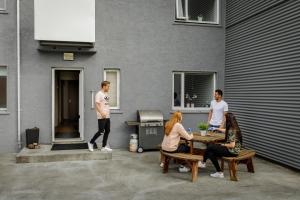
{"left": 225, "top": 0, "right": 300, "bottom": 170}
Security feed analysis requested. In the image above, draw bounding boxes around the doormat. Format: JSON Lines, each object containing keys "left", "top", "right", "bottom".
{"left": 51, "top": 143, "right": 88, "bottom": 151}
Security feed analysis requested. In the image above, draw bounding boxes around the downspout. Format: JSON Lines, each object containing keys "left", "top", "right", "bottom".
{"left": 17, "top": 0, "right": 21, "bottom": 149}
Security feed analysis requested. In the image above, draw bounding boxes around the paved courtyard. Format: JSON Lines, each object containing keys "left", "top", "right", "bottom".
{"left": 0, "top": 150, "right": 299, "bottom": 200}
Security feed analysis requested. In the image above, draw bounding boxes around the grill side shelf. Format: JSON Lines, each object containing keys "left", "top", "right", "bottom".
{"left": 125, "top": 121, "right": 140, "bottom": 126}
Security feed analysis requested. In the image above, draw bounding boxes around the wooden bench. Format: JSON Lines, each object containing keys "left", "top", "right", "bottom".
{"left": 221, "top": 149, "right": 256, "bottom": 181}
{"left": 160, "top": 150, "right": 203, "bottom": 182}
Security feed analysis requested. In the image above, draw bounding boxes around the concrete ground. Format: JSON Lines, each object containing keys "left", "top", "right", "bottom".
{"left": 0, "top": 150, "right": 299, "bottom": 200}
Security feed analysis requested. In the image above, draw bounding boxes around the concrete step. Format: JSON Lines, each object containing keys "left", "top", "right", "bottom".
{"left": 16, "top": 145, "right": 112, "bottom": 163}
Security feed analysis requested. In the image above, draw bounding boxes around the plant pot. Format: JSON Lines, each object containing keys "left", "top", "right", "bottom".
{"left": 200, "top": 130, "right": 207, "bottom": 136}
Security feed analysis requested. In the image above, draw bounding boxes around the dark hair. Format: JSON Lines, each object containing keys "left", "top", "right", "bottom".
{"left": 215, "top": 89, "right": 223, "bottom": 97}
{"left": 101, "top": 81, "right": 110, "bottom": 88}
{"left": 225, "top": 112, "right": 243, "bottom": 144}
{"left": 174, "top": 92, "right": 178, "bottom": 99}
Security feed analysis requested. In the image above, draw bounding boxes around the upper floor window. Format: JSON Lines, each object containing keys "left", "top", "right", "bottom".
{"left": 173, "top": 71, "right": 216, "bottom": 111}
{"left": 104, "top": 69, "right": 120, "bottom": 110}
{"left": 0, "top": 66, "right": 7, "bottom": 110}
{"left": 176, "top": 0, "right": 220, "bottom": 25}
{"left": 0, "top": 0, "right": 6, "bottom": 11}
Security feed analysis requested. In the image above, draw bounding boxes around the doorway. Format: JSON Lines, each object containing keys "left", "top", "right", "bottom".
{"left": 52, "top": 68, "right": 84, "bottom": 142}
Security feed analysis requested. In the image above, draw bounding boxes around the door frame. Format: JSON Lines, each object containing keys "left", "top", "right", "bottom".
{"left": 51, "top": 67, "right": 84, "bottom": 142}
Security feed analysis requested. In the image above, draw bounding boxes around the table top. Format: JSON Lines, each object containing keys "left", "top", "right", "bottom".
{"left": 190, "top": 132, "right": 225, "bottom": 143}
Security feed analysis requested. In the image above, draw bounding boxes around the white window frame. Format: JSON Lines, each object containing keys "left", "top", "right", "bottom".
{"left": 172, "top": 71, "right": 216, "bottom": 111}
{"left": 0, "top": 66, "right": 8, "bottom": 111}
{"left": 175, "top": 0, "right": 220, "bottom": 25}
{"left": 0, "top": 0, "right": 6, "bottom": 11}
{"left": 103, "top": 69, "right": 120, "bottom": 110}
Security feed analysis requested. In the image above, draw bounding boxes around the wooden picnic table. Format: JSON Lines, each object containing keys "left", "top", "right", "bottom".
{"left": 184, "top": 132, "right": 225, "bottom": 154}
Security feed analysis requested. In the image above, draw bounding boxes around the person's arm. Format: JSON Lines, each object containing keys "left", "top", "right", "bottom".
{"left": 221, "top": 141, "right": 235, "bottom": 148}
{"left": 207, "top": 110, "right": 212, "bottom": 125}
{"left": 220, "top": 111, "right": 227, "bottom": 129}
{"left": 220, "top": 103, "right": 228, "bottom": 128}
{"left": 177, "top": 124, "right": 193, "bottom": 140}
{"left": 221, "top": 130, "right": 235, "bottom": 148}
{"left": 216, "top": 127, "right": 225, "bottom": 133}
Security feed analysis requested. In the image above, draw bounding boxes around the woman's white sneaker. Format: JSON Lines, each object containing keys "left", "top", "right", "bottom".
{"left": 198, "top": 161, "right": 206, "bottom": 168}
{"left": 210, "top": 172, "right": 224, "bottom": 178}
{"left": 178, "top": 165, "right": 191, "bottom": 173}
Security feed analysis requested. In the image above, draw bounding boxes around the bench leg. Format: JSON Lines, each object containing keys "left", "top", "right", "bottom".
{"left": 160, "top": 152, "right": 165, "bottom": 164}
{"left": 228, "top": 160, "right": 238, "bottom": 181}
{"left": 163, "top": 156, "right": 170, "bottom": 173}
{"left": 246, "top": 158, "right": 255, "bottom": 173}
{"left": 191, "top": 161, "right": 198, "bottom": 182}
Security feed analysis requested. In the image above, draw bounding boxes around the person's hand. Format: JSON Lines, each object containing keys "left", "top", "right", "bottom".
{"left": 101, "top": 112, "right": 107, "bottom": 118}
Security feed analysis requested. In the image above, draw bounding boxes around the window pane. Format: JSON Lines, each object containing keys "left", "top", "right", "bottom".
{"left": 0, "top": 77, "right": 7, "bottom": 108}
{"left": 188, "top": 0, "right": 217, "bottom": 22}
{"left": 0, "top": 0, "right": 6, "bottom": 10}
{"left": 176, "top": 0, "right": 186, "bottom": 19}
{"left": 0, "top": 66, "right": 7, "bottom": 76}
{"left": 184, "top": 73, "right": 214, "bottom": 108}
{"left": 105, "top": 71, "right": 118, "bottom": 108}
{"left": 173, "top": 74, "right": 182, "bottom": 107}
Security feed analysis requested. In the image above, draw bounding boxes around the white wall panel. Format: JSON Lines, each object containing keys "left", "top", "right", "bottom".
{"left": 34, "top": 0, "right": 95, "bottom": 43}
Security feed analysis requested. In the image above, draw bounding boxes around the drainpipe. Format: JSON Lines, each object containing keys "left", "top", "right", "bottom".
{"left": 17, "top": 0, "right": 21, "bottom": 149}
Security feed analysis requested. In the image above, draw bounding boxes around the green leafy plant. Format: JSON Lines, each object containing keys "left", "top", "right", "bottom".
{"left": 197, "top": 122, "right": 208, "bottom": 131}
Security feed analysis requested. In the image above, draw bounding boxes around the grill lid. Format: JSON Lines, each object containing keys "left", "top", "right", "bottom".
{"left": 138, "top": 110, "right": 163, "bottom": 123}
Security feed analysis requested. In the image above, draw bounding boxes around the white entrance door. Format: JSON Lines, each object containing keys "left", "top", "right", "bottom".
{"left": 52, "top": 68, "right": 84, "bottom": 142}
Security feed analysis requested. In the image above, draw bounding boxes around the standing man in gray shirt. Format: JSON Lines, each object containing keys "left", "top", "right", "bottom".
{"left": 88, "top": 81, "right": 112, "bottom": 152}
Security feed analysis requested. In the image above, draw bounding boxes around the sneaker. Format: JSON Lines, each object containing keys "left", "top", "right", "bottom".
{"left": 198, "top": 161, "right": 206, "bottom": 168}
{"left": 210, "top": 172, "right": 224, "bottom": 178}
{"left": 101, "top": 146, "right": 113, "bottom": 152}
{"left": 87, "top": 142, "right": 94, "bottom": 152}
{"left": 160, "top": 162, "right": 164, "bottom": 168}
{"left": 178, "top": 166, "right": 190, "bottom": 173}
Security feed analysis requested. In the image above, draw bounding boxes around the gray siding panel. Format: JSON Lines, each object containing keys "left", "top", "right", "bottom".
{"left": 226, "top": 0, "right": 287, "bottom": 27}
{"left": 225, "top": 0, "right": 300, "bottom": 170}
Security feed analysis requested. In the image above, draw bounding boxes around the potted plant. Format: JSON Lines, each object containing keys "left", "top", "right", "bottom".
{"left": 197, "top": 122, "right": 208, "bottom": 136}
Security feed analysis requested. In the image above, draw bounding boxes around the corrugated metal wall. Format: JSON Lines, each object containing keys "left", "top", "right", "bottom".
{"left": 225, "top": 0, "right": 300, "bottom": 170}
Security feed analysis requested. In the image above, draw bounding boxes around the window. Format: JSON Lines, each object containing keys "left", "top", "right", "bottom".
{"left": 176, "top": 0, "right": 220, "bottom": 24}
{"left": 0, "top": 0, "right": 6, "bottom": 11}
{"left": 0, "top": 66, "right": 7, "bottom": 110}
{"left": 172, "top": 72, "right": 216, "bottom": 110}
{"left": 104, "top": 69, "right": 120, "bottom": 109}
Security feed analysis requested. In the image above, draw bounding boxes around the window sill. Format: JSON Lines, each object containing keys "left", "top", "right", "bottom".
{"left": 171, "top": 109, "right": 210, "bottom": 114}
{"left": 0, "top": 110, "right": 10, "bottom": 115}
{"left": 173, "top": 20, "right": 222, "bottom": 28}
{"left": 0, "top": 11, "right": 8, "bottom": 14}
{"left": 110, "top": 109, "right": 123, "bottom": 114}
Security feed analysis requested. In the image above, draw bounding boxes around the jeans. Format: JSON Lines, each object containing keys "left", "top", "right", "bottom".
{"left": 164, "top": 143, "right": 190, "bottom": 153}
{"left": 203, "top": 143, "right": 237, "bottom": 172}
{"left": 208, "top": 124, "right": 220, "bottom": 129}
{"left": 90, "top": 118, "right": 110, "bottom": 147}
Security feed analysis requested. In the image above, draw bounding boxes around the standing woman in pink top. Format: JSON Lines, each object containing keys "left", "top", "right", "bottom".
{"left": 161, "top": 111, "right": 193, "bottom": 172}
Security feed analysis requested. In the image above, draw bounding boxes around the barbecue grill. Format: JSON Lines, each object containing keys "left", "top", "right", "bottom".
{"left": 126, "top": 110, "right": 164, "bottom": 153}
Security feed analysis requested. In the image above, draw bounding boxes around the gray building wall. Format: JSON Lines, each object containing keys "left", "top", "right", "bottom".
{"left": 0, "top": 0, "right": 18, "bottom": 153}
{"left": 0, "top": 0, "right": 225, "bottom": 152}
{"left": 225, "top": 0, "right": 300, "bottom": 170}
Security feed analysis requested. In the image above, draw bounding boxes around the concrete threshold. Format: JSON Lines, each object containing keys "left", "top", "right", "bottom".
{"left": 16, "top": 145, "right": 112, "bottom": 163}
